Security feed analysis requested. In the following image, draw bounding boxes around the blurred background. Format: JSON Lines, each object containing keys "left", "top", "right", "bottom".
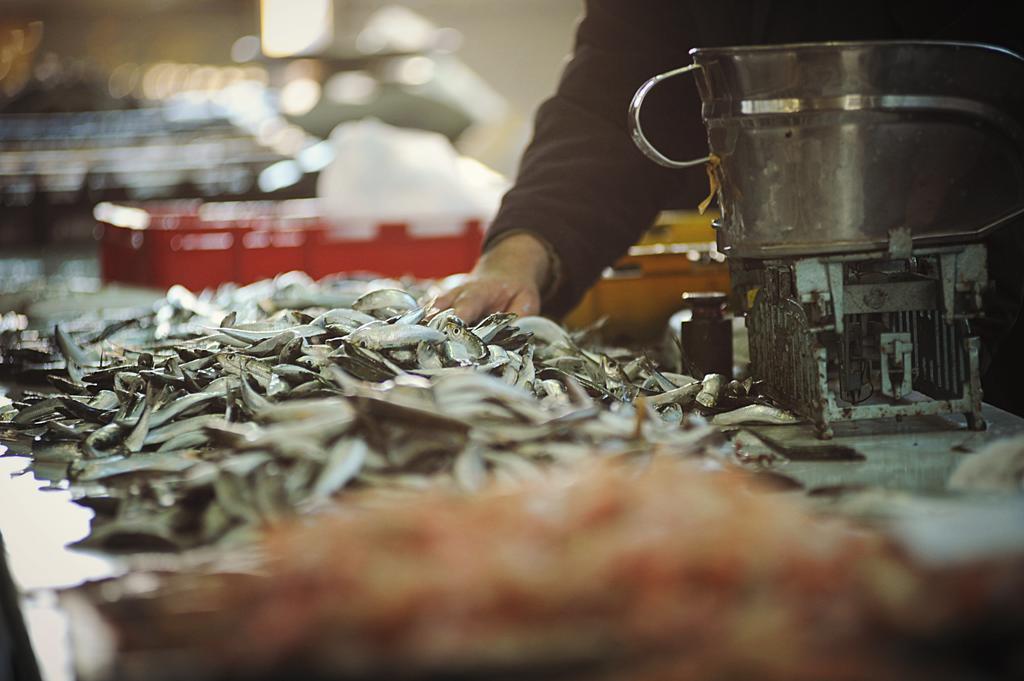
{"left": 1, "top": 0, "right": 579, "bottom": 247}
{"left": 2, "top": 0, "right": 725, "bottom": 343}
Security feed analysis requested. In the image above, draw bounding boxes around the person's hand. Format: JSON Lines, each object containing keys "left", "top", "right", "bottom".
{"left": 435, "top": 232, "right": 554, "bottom": 323}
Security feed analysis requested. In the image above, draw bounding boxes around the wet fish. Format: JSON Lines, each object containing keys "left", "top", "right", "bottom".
{"left": 83, "top": 422, "right": 124, "bottom": 458}
{"left": 646, "top": 381, "right": 702, "bottom": 407}
{"left": 156, "top": 431, "right": 211, "bottom": 452}
{"left": 711, "top": 404, "right": 801, "bottom": 426}
{"left": 392, "top": 306, "right": 428, "bottom": 326}
{"left": 239, "top": 375, "right": 272, "bottom": 414}
{"left": 12, "top": 397, "right": 65, "bottom": 426}
{"left": 471, "top": 313, "right": 518, "bottom": 344}
{"left": 32, "top": 441, "right": 84, "bottom": 463}
{"left": 216, "top": 353, "right": 274, "bottom": 389}
{"left": 44, "top": 421, "right": 94, "bottom": 441}
{"left": 426, "top": 308, "right": 462, "bottom": 332}
{"left": 696, "top": 373, "right": 726, "bottom": 409}
{"left": 123, "top": 401, "right": 153, "bottom": 453}
{"left": 452, "top": 446, "right": 488, "bottom": 492}
{"left": 311, "top": 308, "right": 377, "bottom": 329}
{"left": 256, "top": 398, "right": 355, "bottom": 424}
{"left": 144, "top": 414, "right": 224, "bottom": 446}
{"left": 242, "top": 331, "right": 298, "bottom": 358}
{"left": 513, "top": 316, "right": 571, "bottom": 347}
{"left": 3, "top": 275, "right": 731, "bottom": 554}
{"left": 352, "top": 288, "right": 418, "bottom": 319}
{"left": 149, "top": 392, "right": 221, "bottom": 428}
{"left": 310, "top": 439, "right": 367, "bottom": 501}
{"left": 54, "top": 324, "right": 100, "bottom": 371}
{"left": 76, "top": 452, "right": 198, "bottom": 482}
{"left": 347, "top": 324, "right": 446, "bottom": 350}
{"left": 441, "top": 320, "right": 487, "bottom": 364}
{"left": 211, "top": 325, "right": 324, "bottom": 344}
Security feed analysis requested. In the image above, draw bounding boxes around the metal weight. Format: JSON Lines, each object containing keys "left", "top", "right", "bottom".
{"left": 678, "top": 291, "right": 732, "bottom": 379}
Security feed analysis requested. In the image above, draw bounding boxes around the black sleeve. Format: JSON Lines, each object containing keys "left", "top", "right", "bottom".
{"left": 483, "top": 0, "right": 714, "bottom": 318}
{"left": 490, "top": 0, "right": 1024, "bottom": 318}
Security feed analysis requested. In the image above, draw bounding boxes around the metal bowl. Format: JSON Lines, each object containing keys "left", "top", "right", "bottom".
{"left": 631, "top": 41, "right": 1024, "bottom": 258}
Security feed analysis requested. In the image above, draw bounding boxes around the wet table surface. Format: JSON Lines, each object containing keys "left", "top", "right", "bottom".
{"left": 737, "top": 405, "right": 1023, "bottom": 492}
{"left": 727, "top": 405, "right": 1024, "bottom": 566}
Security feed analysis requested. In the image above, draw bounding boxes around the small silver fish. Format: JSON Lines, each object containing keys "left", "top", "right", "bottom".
{"left": 309, "top": 439, "right": 367, "bottom": 500}
{"left": 32, "top": 441, "right": 84, "bottom": 463}
{"left": 124, "top": 402, "right": 153, "bottom": 453}
{"left": 427, "top": 308, "right": 462, "bottom": 332}
{"left": 312, "top": 308, "right": 377, "bottom": 329}
{"left": 696, "top": 373, "right": 726, "bottom": 409}
{"left": 144, "top": 414, "right": 224, "bottom": 446}
{"left": 347, "top": 323, "right": 446, "bottom": 350}
{"left": 149, "top": 392, "right": 220, "bottom": 428}
{"left": 471, "top": 313, "right": 518, "bottom": 344}
{"left": 453, "top": 446, "right": 488, "bottom": 492}
{"left": 352, "top": 288, "right": 418, "bottom": 319}
{"left": 212, "top": 325, "right": 324, "bottom": 343}
{"left": 646, "top": 381, "right": 702, "bottom": 407}
{"left": 156, "top": 431, "right": 211, "bottom": 452}
{"left": 512, "top": 316, "right": 571, "bottom": 347}
{"left": 441, "top": 320, "right": 487, "bottom": 363}
{"left": 710, "top": 404, "right": 800, "bottom": 426}
{"left": 83, "top": 422, "right": 124, "bottom": 458}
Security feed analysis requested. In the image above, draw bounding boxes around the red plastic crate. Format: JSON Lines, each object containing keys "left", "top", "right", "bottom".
{"left": 237, "top": 226, "right": 309, "bottom": 283}
{"left": 306, "top": 221, "right": 484, "bottom": 281}
{"left": 95, "top": 200, "right": 485, "bottom": 290}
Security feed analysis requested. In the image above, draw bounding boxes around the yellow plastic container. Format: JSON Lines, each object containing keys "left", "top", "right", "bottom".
{"left": 563, "top": 211, "right": 730, "bottom": 342}
{"left": 640, "top": 210, "right": 719, "bottom": 244}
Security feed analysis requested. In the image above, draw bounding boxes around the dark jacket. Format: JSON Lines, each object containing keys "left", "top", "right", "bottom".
{"left": 483, "top": 0, "right": 1024, "bottom": 414}
{"left": 485, "top": 0, "right": 1024, "bottom": 317}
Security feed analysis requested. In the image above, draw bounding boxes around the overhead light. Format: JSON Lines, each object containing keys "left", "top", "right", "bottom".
{"left": 325, "top": 71, "right": 378, "bottom": 105}
{"left": 279, "top": 77, "right": 321, "bottom": 116}
{"left": 231, "top": 35, "right": 261, "bottom": 63}
{"left": 242, "top": 66, "right": 270, "bottom": 85}
{"left": 94, "top": 203, "right": 151, "bottom": 230}
{"left": 297, "top": 140, "right": 334, "bottom": 172}
{"left": 257, "top": 116, "right": 288, "bottom": 145}
{"left": 391, "top": 56, "right": 435, "bottom": 86}
{"left": 219, "top": 67, "right": 245, "bottom": 89}
{"left": 355, "top": 5, "right": 437, "bottom": 54}
{"left": 260, "top": 0, "right": 333, "bottom": 58}
{"left": 273, "top": 125, "right": 311, "bottom": 156}
{"left": 142, "top": 62, "right": 179, "bottom": 100}
{"left": 107, "top": 63, "right": 140, "bottom": 99}
{"left": 259, "top": 160, "right": 303, "bottom": 193}
{"left": 186, "top": 65, "right": 216, "bottom": 93}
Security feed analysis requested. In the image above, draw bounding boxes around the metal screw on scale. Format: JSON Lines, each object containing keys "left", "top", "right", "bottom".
{"left": 678, "top": 291, "right": 732, "bottom": 379}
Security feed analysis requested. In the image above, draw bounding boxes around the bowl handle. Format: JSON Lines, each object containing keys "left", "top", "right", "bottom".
{"left": 628, "top": 64, "right": 710, "bottom": 169}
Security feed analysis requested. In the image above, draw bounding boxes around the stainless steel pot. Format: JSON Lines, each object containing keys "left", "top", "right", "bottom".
{"left": 630, "top": 41, "right": 1024, "bottom": 258}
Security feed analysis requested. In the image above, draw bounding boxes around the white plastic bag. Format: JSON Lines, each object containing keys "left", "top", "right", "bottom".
{"left": 316, "top": 118, "right": 507, "bottom": 238}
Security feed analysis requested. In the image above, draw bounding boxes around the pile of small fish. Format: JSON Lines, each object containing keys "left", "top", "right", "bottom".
{"left": 0, "top": 273, "right": 794, "bottom": 551}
